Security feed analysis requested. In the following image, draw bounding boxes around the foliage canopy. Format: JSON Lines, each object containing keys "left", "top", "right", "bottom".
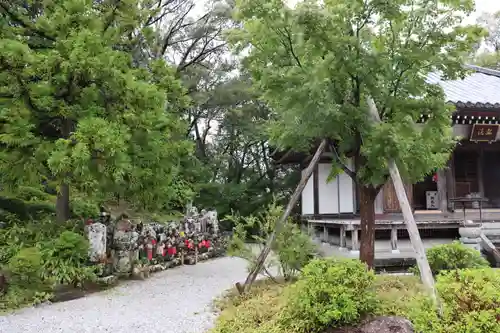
{"left": 0, "top": 0, "right": 194, "bottom": 218}
{"left": 228, "top": 0, "right": 485, "bottom": 186}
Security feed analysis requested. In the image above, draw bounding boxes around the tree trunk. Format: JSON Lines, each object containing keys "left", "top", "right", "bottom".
{"left": 359, "top": 185, "right": 377, "bottom": 268}
{"left": 56, "top": 117, "right": 72, "bottom": 223}
{"left": 366, "top": 96, "right": 437, "bottom": 302}
{"left": 240, "top": 139, "right": 327, "bottom": 294}
{"left": 56, "top": 183, "right": 70, "bottom": 223}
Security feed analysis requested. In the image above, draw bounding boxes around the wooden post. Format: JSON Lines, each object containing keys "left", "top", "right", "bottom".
{"left": 445, "top": 156, "right": 456, "bottom": 212}
{"left": 240, "top": 139, "right": 328, "bottom": 293}
{"left": 390, "top": 225, "right": 399, "bottom": 253}
{"left": 323, "top": 225, "right": 329, "bottom": 243}
{"left": 339, "top": 225, "right": 347, "bottom": 249}
{"left": 437, "top": 169, "right": 447, "bottom": 214}
{"left": 366, "top": 97, "right": 437, "bottom": 301}
{"left": 351, "top": 229, "right": 359, "bottom": 253}
{"left": 477, "top": 148, "right": 485, "bottom": 197}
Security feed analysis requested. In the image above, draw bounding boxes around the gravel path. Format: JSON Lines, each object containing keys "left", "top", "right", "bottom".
{"left": 0, "top": 257, "right": 249, "bottom": 333}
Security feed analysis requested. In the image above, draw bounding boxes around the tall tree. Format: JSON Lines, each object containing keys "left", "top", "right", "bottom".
{"left": 0, "top": 0, "right": 193, "bottom": 221}
{"left": 229, "top": 0, "right": 484, "bottom": 267}
{"left": 475, "top": 11, "right": 500, "bottom": 70}
{"left": 138, "top": 0, "right": 297, "bottom": 218}
{"left": 478, "top": 11, "right": 500, "bottom": 51}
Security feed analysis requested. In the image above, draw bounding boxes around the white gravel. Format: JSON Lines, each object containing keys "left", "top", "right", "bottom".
{"left": 0, "top": 257, "right": 249, "bottom": 333}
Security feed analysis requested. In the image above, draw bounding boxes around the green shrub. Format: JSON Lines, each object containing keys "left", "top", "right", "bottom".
{"left": 1, "top": 247, "right": 53, "bottom": 310}
{"left": 40, "top": 231, "right": 97, "bottom": 286}
{"left": 0, "top": 217, "right": 84, "bottom": 266}
{"left": 411, "top": 242, "right": 489, "bottom": 276}
{"left": 7, "top": 247, "right": 45, "bottom": 287}
{"left": 405, "top": 268, "right": 500, "bottom": 333}
{"left": 227, "top": 201, "right": 317, "bottom": 281}
{"left": 280, "top": 258, "right": 376, "bottom": 333}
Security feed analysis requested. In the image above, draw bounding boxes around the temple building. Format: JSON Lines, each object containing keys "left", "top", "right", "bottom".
{"left": 275, "top": 65, "right": 500, "bottom": 219}
{"left": 272, "top": 65, "right": 500, "bottom": 266}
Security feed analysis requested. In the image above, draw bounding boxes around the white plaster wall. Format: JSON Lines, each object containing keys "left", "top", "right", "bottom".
{"left": 316, "top": 162, "right": 356, "bottom": 214}
{"left": 301, "top": 168, "right": 314, "bottom": 215}
{"left": 338, "top": 160, "right": 355, "bottom": 213}
{"left": 318, "top": 163, "right": 339, "bottom": 214}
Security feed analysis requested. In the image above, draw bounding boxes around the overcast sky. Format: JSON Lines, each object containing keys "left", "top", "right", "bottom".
{"left": 281, "top": 0, "right": 500, "bottom": 19}
{"left": 475, "top": 0, "right": 500, "bottom": 15}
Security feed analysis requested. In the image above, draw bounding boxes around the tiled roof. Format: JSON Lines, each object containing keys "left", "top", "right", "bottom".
{"left": 426, "top": 65, "right": 500, "bottom": 109}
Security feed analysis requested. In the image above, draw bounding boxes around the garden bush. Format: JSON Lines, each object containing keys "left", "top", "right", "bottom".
{"left": 40, "top": 231, "right": 98, "bottom": 287}
{"left": 405, "top": 268, "right": 500, "bottom": 333}
{"left": 0, "top": 216, "right": 98, "bottom": 310}
{"left": 0, "top": 216, "right": 84, "bottom": 265}
{"left": 212, "top": 259, "right": 377, "bottom": 333}
{"left": 1, "top": 247, "right": 53, "bottom": 310}
{"left": 411, "top": 241, "right": 489, "bottom": 276}
{"left": 279, "top": 258, "right": 376, "bottom": 333}
{"left": 212, "top": 263, "right": 500, "bottom": 333}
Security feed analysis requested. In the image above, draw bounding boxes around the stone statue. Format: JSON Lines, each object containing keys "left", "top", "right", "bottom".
{"left": 88, "top": 222, "right": 107, "bottom": 263}
{"left": 206, "top": 210, "right": 219, "bottom": 235}
{"left": 112, "top": 218, "right": 139, "bottom": 274}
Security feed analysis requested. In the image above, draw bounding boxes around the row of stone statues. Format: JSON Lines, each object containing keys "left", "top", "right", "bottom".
{"left": 86, "top": 207, "right": 225, "bottom": 279}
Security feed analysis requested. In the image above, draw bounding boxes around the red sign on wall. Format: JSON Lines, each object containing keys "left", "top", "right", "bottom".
{"left": 469, "top": 124, "right": 499, "bottom": 142}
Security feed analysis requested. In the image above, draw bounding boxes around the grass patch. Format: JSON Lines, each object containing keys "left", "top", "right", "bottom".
{"left": 213, "top": 279, "right": 288, "bottom": 333}
{"left": 214, "top": 277, "right": 293, "bottom": 312}
{"left": 373, "top": 274, "right": 426, "bottom": 316}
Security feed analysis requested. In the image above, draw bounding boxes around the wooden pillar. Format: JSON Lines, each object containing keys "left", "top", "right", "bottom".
{"left": 339, "top": 225, "right": 347, "bottom": 249}
{"left": 323, "top": 225, "right": 329, "bottom": 243}
{"left": 437, "top": 168, "right": 447, "bottom": 214}
{"left": 313, "top": 164, "right": 319, "bottom": 215}
{"left": 446, "top": 154, "right": 456, "bottom": 212}
{"left": 391, "top": 225, "right": 399, "bottom": 253}
{"left": 477, "top": 148, "right": 485, "bottom": 197}
{"left": 351, "top": 228, "right": 359, "bottom": 253}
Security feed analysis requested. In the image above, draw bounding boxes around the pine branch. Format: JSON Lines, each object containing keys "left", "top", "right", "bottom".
{"left": 0, "top": 2, "right": 56, "bottom": 43}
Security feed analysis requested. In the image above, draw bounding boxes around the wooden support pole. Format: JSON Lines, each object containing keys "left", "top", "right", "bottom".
{"left": 366, "top": 97, "right": 437, "bottom": 301}
{"left": 240, "top": 139, "right": 328, "bottom": 293}
{"left": 445, "top": 156, "right": 456, "bottom": 212}
{"left": 437, "top": 169, "right": 447, "bottom": 214}
{"left": 391, "top": 225, "right": 399, "bottom": 253}
{"left": 351, "top": 229, "right": 359, "bottom": 253}
{"left": 339, "top": 225, "right": 347, "bottom": 249}
{"left": 477, "top": 148, "right": 485, "bottom": 198}
{"left": 323, "top": 225, "right": 329, "bottom": 243}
